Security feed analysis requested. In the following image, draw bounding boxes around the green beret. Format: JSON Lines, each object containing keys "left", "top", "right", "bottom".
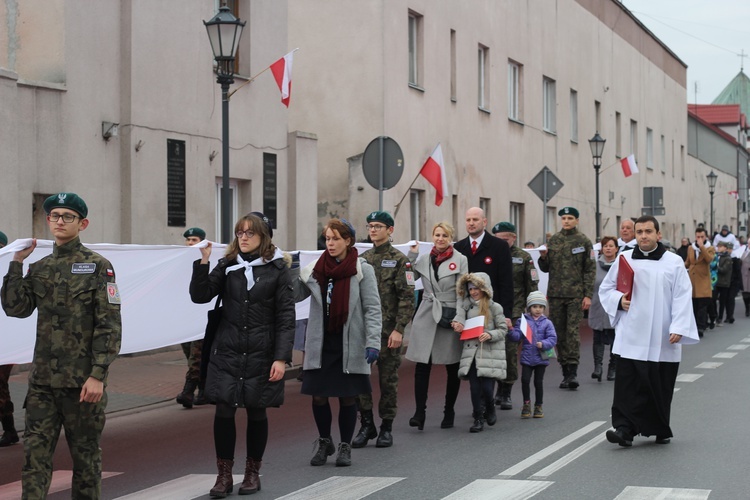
{"left": 558, "top": 206, "right": 579, "bottom": 218}
{"left": 43, "top": 192, "right": 88, "bottom": 218}
{"left": 492, "top": 221, "right": 516, "bottom": 234}
{"left": 0, "top": 231, "right": 7, "bottom": 246}
{"left": 366, "top": 210, "right": 394, "bottom": 227}
{"left": 183, "top": 227, "right": 206, "bottom": 240}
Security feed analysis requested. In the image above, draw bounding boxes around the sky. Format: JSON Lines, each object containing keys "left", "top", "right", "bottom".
{"left": 622, "top": 0, "right": 750, "bottom": 104}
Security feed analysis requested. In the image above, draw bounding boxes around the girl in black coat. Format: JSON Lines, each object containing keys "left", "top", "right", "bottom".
{"left": 190, "top": 213, "right": 295, "bottom": 498}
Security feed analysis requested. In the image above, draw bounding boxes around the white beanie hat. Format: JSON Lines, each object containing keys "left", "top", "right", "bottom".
{"left": 527, "top": 291, "right": 548, "bottom": 309}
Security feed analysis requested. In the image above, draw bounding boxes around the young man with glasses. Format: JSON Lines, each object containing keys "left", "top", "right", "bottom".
{"left": 2, "top": 192, "right": 122, "bottom": 499}
{"left": 353, "top": 211, "right": 415, "bottom": 448}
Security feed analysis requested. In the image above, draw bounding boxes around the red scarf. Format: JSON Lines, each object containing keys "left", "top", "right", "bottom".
{"left": 312, "top": 247, "right": 358, "bottom": 333}
{"left": 430, "top": 245, "right": 454, "bottom": 267}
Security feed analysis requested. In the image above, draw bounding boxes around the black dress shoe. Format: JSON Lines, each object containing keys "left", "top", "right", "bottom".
{"left": 655, "top": 436, "right": 671, "bottom": 444}
{"left": 409, "top": 411, "right": 425, "bottom": 431}
{"left": 606, "top": 428, "right": 632, "bottom": 447}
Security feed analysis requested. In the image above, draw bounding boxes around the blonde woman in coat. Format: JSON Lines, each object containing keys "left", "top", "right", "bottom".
{"left": 406, "top": 222, "right": 468, "bottom": 430}
{"left": 453, "top": 272, "right": 508, "bottom": 433}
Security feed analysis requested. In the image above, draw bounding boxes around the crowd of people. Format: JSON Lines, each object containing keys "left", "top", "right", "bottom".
{"left": 2, "top": 192, "right": 749, "bottom": 498}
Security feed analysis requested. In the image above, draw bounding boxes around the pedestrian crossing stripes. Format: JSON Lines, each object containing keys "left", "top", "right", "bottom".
{"left": 441, "top": 479, "right": 552, "bottom": 499}
{"left": 695, "top": 361, "right": 723, "bottom": 369}
{"left": 727, "top": 344, "right": 749, "bottom": 350}
{"left": 676, "top": 373, "right": 703, "bottom": 382}
{"left": 112, "top": 474, "right": 244, "bottom": 499}
{"left": 712, "top": 352, "right": 737, "bottom": 358}
{"left": 614, "top": 486, "right": 711, "bottom": 499}
{"left": 275, "top": 476, "right": 405, "bottom": 500}
{"left": 0, "top": 471, "right": 122, "bottom": 500}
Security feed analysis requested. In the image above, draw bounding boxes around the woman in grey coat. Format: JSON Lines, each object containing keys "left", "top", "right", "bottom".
{"left": 296, "top": 219, "right": 382, "bottom": 468}
{"left": 406, "top": 222, "right": 468, "bottom": 430}
{"left": 588, "top": 236, "right": 618, "bottom": 381}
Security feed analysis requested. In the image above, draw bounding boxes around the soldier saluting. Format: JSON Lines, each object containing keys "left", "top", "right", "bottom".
{"left": 2, "top": 192, "right": 122, "bottom": 499}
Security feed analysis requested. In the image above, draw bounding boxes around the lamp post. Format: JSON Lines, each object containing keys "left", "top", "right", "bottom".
{"left": 204, "top": 6, "right": 245, "bottom": 243}
{"left": 707, "top": 170, "right": 717, "bottom": 235}
{"left": 589, "top": 132, "right": 606, "bottom": 240}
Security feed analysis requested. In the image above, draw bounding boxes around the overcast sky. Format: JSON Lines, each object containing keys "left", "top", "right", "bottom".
{"left": 622, "top": 0, "right": 750, "bottom": 104}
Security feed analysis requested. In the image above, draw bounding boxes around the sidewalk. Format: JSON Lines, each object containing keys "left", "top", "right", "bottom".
{"left": 6, "top": 348, "right": 303, "bottom": 434}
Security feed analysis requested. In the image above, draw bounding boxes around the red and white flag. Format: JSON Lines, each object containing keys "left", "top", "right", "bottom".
{"left": 729, "top": 190, "right": 739, "bottom": 200}
{"left": 620, "top": 154, "right": 639, "bottom": 177}
{"left": 270, "top": 51, "right": 294, "bottom": 107}
{"left": 419, "top": 143, "right": 447, "bottom": 206}
{"left": 460, "top": 315, "right": 485, "bottom": 340}
{"left": 519, "top": 314, "right": 533, "bottom": 344}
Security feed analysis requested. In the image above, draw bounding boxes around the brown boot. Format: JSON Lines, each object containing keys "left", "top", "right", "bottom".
{"left": 238, "top": 458, "right": 261, "bottom": 495}
{"left": 209, "top": 458, "right": 234, "bottom": 498}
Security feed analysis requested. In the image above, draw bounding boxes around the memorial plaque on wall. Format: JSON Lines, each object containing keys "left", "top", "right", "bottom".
{"left": 263, "top": 153, "right": 277, "bottom": 228}
{"left": 167, "top": 139, "right": 186, "bottom": 227}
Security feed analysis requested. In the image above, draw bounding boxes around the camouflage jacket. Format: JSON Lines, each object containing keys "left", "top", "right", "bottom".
{"left": 537, "top": 228, "right": 595, "bottom": 299}
{"left": 510, "top": 245, "right": 539, "bottom": 319}
{"left": 361, "top": 241, "right": 415, "bottom": 336}
{"left": 1, "top": 237, "right": 122, "bottom": 387}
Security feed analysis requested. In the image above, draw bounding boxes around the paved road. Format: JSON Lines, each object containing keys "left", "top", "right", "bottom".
{"left": 1, "top": 306, "right": 749, "bottom": 499}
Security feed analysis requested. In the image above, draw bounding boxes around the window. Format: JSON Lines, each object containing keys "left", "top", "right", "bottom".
{"left": 615, "top": 112, "right": 622, "bottom": 157}
{"left": 509, "top": 202, "right": 524, "bottom": 241}
{"left": 452, "top": 195, "right": 459, "bottom": 237}
{"left": 660, "top": 135, "right": 666, "bottom": 173}
{"left": 543, "top": 77, "right": 556, "bottom": 133}
{"left": 479, "top": 197, "right": 491, "bottom": 224}
{"left": 216, "top": 0, "right": 246, "bottom": 75}
{"left": 680, "top": 145, "right": 685, "bottom": 180}
{"left": 408, "top": 12, "right": 423, "bottom": 88}
{"left": 646, "top": 128, "right": 654, "bottom": 169}
{"left": 545, "top": 206, "right": 557, "bottom": 241}
{"left": 478, "top": 44, "right": 489, "bottom": 110}
{"left": 215, "top": 180, "right": 241, "bottom": 242}
{"left": 630, "top": 120, "right": 638, "bottom": 161}
{"left": 570, "top": 90, "right": 578, "bottom": 143}
{"left": 450, "top": 30, "right": 457, "bottom": 101}
{"left": 410, "top": 189, "right": 425, "bottom": 240}
{"left": 594, "top": 100, "right": 601, "bottom": 133}
{"left": 508, "top": 60, "right": 522, "bottom": 121}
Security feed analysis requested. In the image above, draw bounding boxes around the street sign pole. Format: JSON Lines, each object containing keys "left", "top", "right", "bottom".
{"left": 528, "top": 166, "right": 563, "bottom": 245}
{"left": 543, "top": 168, "right": 548, "bottom": 244}
{"left": 378, "top": 136, "right": 384, "bottom": 211}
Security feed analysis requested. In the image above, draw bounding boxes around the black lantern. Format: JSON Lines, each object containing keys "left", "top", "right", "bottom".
{"left": 589, "top": 132, "right": 606, "bottom": 239}
{"left": 707, "top": 170, "right": 717, "bottom": 234}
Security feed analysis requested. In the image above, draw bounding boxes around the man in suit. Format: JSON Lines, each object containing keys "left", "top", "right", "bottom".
{"left": 454, "top": 207, "right": 514, "bottom": 327}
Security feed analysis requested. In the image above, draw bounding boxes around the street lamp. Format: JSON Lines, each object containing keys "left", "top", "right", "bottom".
{"left": 204, "top": 6, "right": 246, "bottom": 243}
{"left": 589, "top": 132, "right": 606, "bottom": 240}
{"left": 707, "top": 170, "right": 717, "bottom": 235}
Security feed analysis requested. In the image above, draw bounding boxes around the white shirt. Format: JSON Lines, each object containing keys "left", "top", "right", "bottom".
{"left": 470, "top": 232, "right": 485, "bottom": 249}
{"left": 599, "top": 247, "right": 699, "bottom": 362}
{"left": 713, "top": 232, "right": 739, "bottom": 249}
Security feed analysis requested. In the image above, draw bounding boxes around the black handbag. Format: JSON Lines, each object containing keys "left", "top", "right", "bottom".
{"left": 199, "top": 294, "right": 223, "bottom": 383}
{"left": 437, "top": 306, "right": 457, "bottom": 329}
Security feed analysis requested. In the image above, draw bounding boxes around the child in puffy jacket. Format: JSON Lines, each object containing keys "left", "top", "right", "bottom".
{"left": 453, "top": 272, "right": 507, "bottom": 433}
{"left": 507, "top": 291, "right": 557, "bottom": 419}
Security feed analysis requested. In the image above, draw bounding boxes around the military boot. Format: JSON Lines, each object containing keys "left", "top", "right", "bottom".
{"left": 176, "top": 380, "right": 197, "bottom": 408}
{"left": 567, "top": 364, "right": 579, "bottom": 390}
{"left": 0, "top": 415, "right": 19, "bottom": 447}
{"left": 607, "top": 352, "right": 618, "bottom": 381}
{"left": 376, "top": 419, "right": 394, "bottom": 448}
{"left": 591, "top": 343, "right": 604, "bottom": 382}
{"left": 559, "top": 365, "right": 570, "bottom": 389}
{"left": 351, "top": 410, "right": 377, "bottom": 448}
{"left": 499, "top": 383, "right": 513, "bottom": 410}
{"left": 469, "top": 412, "right": 485, "bottom": 433}
{"left": 194, "top": 381, "right": 208, "bottom": 406}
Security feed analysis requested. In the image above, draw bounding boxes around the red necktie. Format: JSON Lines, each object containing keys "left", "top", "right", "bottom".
{"left": 471, "top": 240, "right": 478, "bottom": 255}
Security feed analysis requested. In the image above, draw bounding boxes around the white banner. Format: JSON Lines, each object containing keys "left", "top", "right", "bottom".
{"left": 0, "top": 239, "right": 545, "bottom": 364}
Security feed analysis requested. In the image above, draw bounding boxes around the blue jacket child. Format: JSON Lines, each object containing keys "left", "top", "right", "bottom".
{"left": 507, "top": 291, "right": 557, "bottom": 367}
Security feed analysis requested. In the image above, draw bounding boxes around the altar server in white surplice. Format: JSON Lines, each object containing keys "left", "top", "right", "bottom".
{"left": 599, "top": 215, "right": 699, "bottom": 448}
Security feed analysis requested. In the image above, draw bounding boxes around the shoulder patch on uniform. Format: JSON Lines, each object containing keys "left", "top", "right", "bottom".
{"left": 106, "top": 283, "right": 122, "bottom": 304}
{"left": 72, "top": 263, "right": 97, "bottom": 274}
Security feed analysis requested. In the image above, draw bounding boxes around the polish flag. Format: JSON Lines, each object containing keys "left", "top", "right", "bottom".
{"left": 620, "top": 154, "right": 639, "bottom": 177}
{"left": 460, "top": 315, "right": 485, "bottom": 340}
{"left": 729, "top": 190, "right": 739, "bottom": 200}
{"left": 519, "top": 314, "right": 533, "bottom": 344}
{"left": 270, "top": 51, "right": 294, "bottom": 107}
{"left": 419, "top": 143, "right": 447, "bottom": 206}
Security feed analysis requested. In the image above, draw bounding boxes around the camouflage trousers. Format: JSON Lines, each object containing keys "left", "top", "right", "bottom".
{"left": 0, "top": 364, "right": 14, "bottom": 417}
{"left": 23, "top": 383, "right": 107, "bottom": 500}
{"left": 504, "top": 339, "right": 520, "bottom": 385}
{"left": 181, "top": 340, "right": 203, "bottom": 385}
{"left": 548, "top": 297, "right": 583, "bottom": 366}
{"left": 357, "top": 340, "right": 402, "bottom": 421}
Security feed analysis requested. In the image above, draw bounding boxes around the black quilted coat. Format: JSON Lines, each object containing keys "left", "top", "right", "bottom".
{"left": 190, "top": 256, "right": 295, "bottom": 408}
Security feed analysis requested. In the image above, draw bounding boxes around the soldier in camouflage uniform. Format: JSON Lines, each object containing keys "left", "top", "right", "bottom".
{"left": 1, "top": 193, "right": 122, "bottom": 499}
{"left": 491, "top": 222, "right": 538, "bottom": 409}
{"left": 0, "top": 230, "right": 20, "bottom": 448}
{"left": 537, "top": 207, "right": 595, "bottom": 391}
{"left": 176, "top": 227, "right": 207, "bottom": 408}
{"left": 353, "top": 211, "right": 415, "bottom": 448}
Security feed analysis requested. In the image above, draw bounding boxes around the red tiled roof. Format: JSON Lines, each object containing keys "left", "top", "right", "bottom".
{"left": 688, "top": 108, "right": 741, "bottom": 146}
{"left": 688, "top": 104, "right": 745, "bottom": 128}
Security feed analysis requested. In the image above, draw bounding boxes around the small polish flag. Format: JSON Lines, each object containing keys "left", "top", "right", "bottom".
{"left": 460, "top": 315, "right": 485, "bottom": 340}
{"left": 519, "top": 314, "right": 533, "bottom": 344}
{"left": 419, "top": 143, "right": 448, "bottom": 206}
{"left": 270, "top": 51, "right": 294, "bottom": 107}
{"left": 620, "top": 154, "right": 639, "bottom": 177}
{"left": 729, "top": 190, "right": 739, "bottom": 200}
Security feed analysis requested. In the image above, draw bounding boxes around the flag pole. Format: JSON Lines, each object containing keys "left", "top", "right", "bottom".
{"left": 228, "top": 48, "right": 299, "bottom": 99}
{"left": 393, "top": 170, "right": 422, "bottom": 218}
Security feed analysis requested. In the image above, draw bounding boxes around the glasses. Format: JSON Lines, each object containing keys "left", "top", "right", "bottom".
{"left": 235, "top": 230, "right": 256, "bottom": 239}
{"left": 48, "top": 213, "right": 81, "bottom": 223}
{"left": 366, "top": 224, "right": 388, "bottom": 231}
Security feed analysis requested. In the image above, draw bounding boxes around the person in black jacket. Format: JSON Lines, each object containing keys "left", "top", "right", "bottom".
{"left": 190, "top": 213, "right": 295, "bottom": 498}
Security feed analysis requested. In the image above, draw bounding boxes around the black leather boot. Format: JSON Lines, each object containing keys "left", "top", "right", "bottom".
{"left": 0, "top": 415, "right": 19, "bottom": 447}
{"left": 592, "top": 343, "right": 604, "bottom": 381}
{"left": 559, "top": 365, "right": 570, "bottom": 389}
{"left": 607, "top": 352, "right": 618, "bottom": 381}
{"left": 194, "top": 381, "right": 208, "bottom": 405}
{"left": 440, "top": 409, "right": 455, "bottom": 429}
{"left": 469, "top": 412, "right": 485, "bottom": 433}
{"left": 376, "top": 419, "right": 393, "bottom": 447}
{"left": 351, "top": 410, "right": 377, "bottom": 448}
{"left": 176, "top": 380, "right": 197, "bottom": 408}
{"left": 409, "top": 409, "right": 425, "bottom": 430}
{"left": 209, "top": 458, "right": 234, "bottom": 498}
{"left": 567, "top": 364, "right": 579, "bottom": 390}
{"left": 499, "top": 383, "right": 512, "bottom": 410}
